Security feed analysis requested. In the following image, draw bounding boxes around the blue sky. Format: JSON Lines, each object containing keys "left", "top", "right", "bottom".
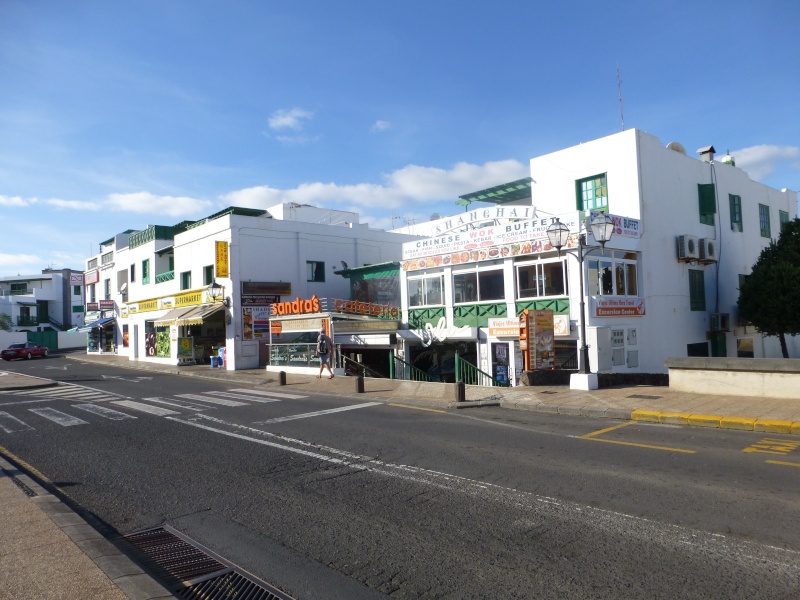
{"left": 2, "top": 1, "right": 799, "bottom": 274}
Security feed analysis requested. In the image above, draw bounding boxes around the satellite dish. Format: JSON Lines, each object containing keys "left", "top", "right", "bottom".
{"left": 666, "top": 141, "right": 687, "bottom": 155}
{"left": 430, "top": 213, "right": 442, "bottom": 221}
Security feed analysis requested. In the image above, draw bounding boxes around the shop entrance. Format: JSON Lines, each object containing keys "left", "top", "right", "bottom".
{"left": 408, "top": 341, "right": 477, "bottom": 383}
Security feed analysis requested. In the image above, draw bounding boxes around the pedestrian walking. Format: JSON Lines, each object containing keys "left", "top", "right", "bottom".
{"left": 316, "top": 328, "right": 334, "bottom": 379}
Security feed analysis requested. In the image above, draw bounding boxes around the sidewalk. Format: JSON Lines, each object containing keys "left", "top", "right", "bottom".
{"left": 2, "top": 353, "right": 799, "bottom": 599}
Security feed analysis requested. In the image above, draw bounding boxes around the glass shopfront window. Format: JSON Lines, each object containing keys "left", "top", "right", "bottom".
{"left": 587, "top": 251, "right": 638, "bottom": 297}
{"left": 453, "top": 264, "right": 504, "bottom": 303}
{"left": 516, "top": 259, "right": 567, "bottom": 298}
{"left": 408, "top": 273, "right": 444, "bottom": 307}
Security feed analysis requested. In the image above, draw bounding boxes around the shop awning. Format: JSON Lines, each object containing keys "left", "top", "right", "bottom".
{"left": 176, "top": 303, "right": 225, "bottom": 326}
{"left": 76, "top": 317, "right": 115, "bottom": 333}
{"left": 153, "top": 306, "right": 196, "bottom": 327}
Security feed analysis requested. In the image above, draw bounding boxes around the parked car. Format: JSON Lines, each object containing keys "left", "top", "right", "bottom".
{"left": 1, "top": 342, "right": 49, "bottom": 361}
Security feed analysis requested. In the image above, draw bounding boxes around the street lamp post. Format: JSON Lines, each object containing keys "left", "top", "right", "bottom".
{"left": 546, "top": 213, "right": 615, "bottom": 389}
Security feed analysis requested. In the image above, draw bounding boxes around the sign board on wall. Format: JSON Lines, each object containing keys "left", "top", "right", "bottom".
{"left": 84, "top": 270, "right": 99, "bottom": 285}
{"left": 593, "top": 297, "right": 646, "bottom": 317}
{"left": 215, "top": 241, "right": 229, "bottom": 278}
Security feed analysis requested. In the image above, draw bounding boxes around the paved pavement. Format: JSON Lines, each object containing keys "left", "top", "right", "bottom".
{"left": 2, "top": 351, "right": 799, "bottom": 599}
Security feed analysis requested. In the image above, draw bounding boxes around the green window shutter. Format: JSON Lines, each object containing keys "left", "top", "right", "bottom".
{"left": 689, "top": 269, "right": 705, "bottom": 311}
{"left": 698, "top": 184, "right": 716, "bottom": 225}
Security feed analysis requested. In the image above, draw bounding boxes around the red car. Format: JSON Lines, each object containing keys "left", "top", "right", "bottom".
{"left": 1, "top": 342, "right": 49, "bottom": 361}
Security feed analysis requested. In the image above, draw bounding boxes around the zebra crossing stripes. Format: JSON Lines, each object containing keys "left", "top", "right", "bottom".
{"left": 29, "top": 407, "right": 88, "bottom": 427}
{"left": 0, "top": 411, "right": 34, "bottom": 433}
{"left": 228, "top": 388, "right": 307, "bottom": 400}
{"left": 202, "top": 391, "right": 282, "bottom": 403}
{"left": 111, "top": 401, "right": 180, "bottom": 416}
{"left": 9, "top": 386, "right": 122, "bottom": 403}
{"left": 174, "top": 394, "right": 249, "bottom": 407}
{"left": 73, "top": 404, "right": 137, "bottom": 420}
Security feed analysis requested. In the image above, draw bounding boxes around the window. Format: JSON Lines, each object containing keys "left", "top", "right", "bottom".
{"left": 89, "top": 284, "right": 96, "bottom": 303}
{"left": 587, "top": 251, "right": 638, "bottom": 296}
{"left": 181, "top": 271, "right": 192, "bottom": 290}
{"left": 104, "top": 279, "right": 111, "bottom": 300}
{"left": 168, "top": 256, "right": 174, "bottom": 271}
{"left": 130, "top": 264, "right": 136, "bottom": 283}
{"left": 101, "top": 251, "right": 114, "bottom": 265}
{"left": 576, "top": 174, "right": 608, "bottom": 212}
{"left": 73, "top": 285, "right": 81, "bottom": 296}
{"left": 88, "top": 258, "right": 98, "bottom": 270}
{"left": 307, "top": 261, "right": 325, "bottom": 282}
{"left": 516, "top": 259, "right": 567, "bottom": 298}
{"left": 142, "top": 259, "right": 150, "bottom": 284}
{"left": 698, "top": 184, "right": 716, "bottom": 226}
{"left": 408, "top": 273, "right": 444, "bottom": 307}
{"left": 203, "top": 265, "right": 214, "bottom": 285}
{"left": 453, "top": 264, "right": 504, "bottom": 303}
{"left": 779, "top": 210, "right": 789, "bottom": 228}
{"left": 758, "top": 204, "right": 771, "bottom": 238}
{"left": 729, "top": 195, "right": 742, "bottom": 232}
{"left": 10, "top": 282, "right": 27, "bottom": 294}
{"left": 689, "top": 269, "right": 705, "bottom": 311}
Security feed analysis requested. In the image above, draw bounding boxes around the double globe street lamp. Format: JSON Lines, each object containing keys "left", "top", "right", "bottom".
{"left": 546, "top": 213, "right": 615, "bottom": 390}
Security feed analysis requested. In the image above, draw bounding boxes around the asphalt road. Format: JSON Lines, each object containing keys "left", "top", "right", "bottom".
{"left": 1, "top": 356, "right": 799, "bottom": 599}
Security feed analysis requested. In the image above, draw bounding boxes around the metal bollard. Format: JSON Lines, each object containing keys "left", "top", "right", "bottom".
{"left": 355, "top": 375, "right": 365, "bottom": 394}
{"left": 454, "top": 381, "right": 465, "bottom": 403}
{"left": 279, "top": 371, "right": 286, "bottom": 386}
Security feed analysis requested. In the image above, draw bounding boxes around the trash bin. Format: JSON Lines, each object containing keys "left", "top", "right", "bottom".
{"left": 210, "top": 356, "right": 221, "bottom": 368}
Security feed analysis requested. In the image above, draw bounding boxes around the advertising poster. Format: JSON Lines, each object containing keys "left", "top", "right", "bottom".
{"left": 243, "top": 307, "right": 271, "bottom": 340}
{"left": 177, "top": 337, "right": 194, "bottom": 360}
{"left": 532, "top": 309, "right": 555, "bottom": 369}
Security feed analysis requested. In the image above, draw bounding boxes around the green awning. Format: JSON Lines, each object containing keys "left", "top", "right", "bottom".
{"left": 456, "top": 177, "right": 533, "bottom": 208}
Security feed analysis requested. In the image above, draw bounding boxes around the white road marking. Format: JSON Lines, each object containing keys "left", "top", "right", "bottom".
{"left": 0, "top": 411, "right": 34, "bottom": 433}
{"left": 73, "top": 404, "right": 137, "bottom": 420}
{"left": 202, "top": 391, "right": 282, "bottom": 403}
{"left": 142, "top": 397, "right": 207, "bottom": 411}
{"left": 111, "top": 400, "right": 180, "bottom": 416}
{"left": 29, "top": 408, "right": 88, "bottom": 427}
{"left": 254, "top": 402, "right": 382, "bottom": 424}
{"left": 166, "top": 413, "right": 800, "bottom": 576}
{"left": 229, "top": 388, "right": 307, "bottom": 399}
{"left": 174, "top": 394, "right": 248, "bottom": 407}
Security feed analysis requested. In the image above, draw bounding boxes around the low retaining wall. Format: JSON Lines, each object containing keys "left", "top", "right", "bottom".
{"left": 665, "top": 357, "right": 800, "bottom": 399}
{"left": 519, "top": 370, "right": 668, "bottom": 387}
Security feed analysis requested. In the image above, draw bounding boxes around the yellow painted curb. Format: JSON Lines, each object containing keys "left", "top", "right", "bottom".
{"left": 658, "top": 412, "right": 690, "bottom": 425}
{"left": 631, "top": 410, "right": 661, "bottom": 423}
{"left": 792, "top": 422, "right": 800, "bottom": 435}
{"left": 754, "top": 419, "right": 793, "bottom": 434}
{"left": 720, "top": 416, "right": 757, "bottom": 431}
{"left": 687, "top": 414, "right": 723, "bottom": 428}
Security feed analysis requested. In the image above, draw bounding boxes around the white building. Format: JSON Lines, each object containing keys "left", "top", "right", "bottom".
{"left": 396, "top": 129, "right": 799, "bottom": 385}
{"left": 0, "top": 268, "right": 85, "bottom": 333}
{"left": 82, "top": 204, "right": 421, "bottom": 370}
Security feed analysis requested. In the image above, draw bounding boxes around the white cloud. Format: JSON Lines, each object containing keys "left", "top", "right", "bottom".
{"left": 371, "top": 120, "right": 391, "bottom": 132}
{"left": 268, "top": 107, "right": 314, "bottom": 131}
{"left": 0, "top": 253, "right": 41, "bottom": 268}
{"left": 731, "top": 145, "right": 800, "bottom": 181}
{"left": 47, "top": 198, "right": 101, "bottom": 210}
{"left": 0, "top": 195, "right": 37, "bottom": 207}
{"left": 222, "top": 159, "right": 529, "bottom": 213}
{"left": 105, "top": 192, "right": 213, "bottom": 218}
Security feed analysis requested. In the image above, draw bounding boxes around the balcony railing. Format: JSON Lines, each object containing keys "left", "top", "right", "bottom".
{"left": 17, "top": 316, "right": 39, "bottom": 327}
{"left": 155, "top": 270, "right": 175, "bottom": 284}
{"left": 8, "top": 288, "right": 33, "bottom": 296}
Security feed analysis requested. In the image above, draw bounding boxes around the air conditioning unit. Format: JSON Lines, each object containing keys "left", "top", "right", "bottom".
{"left": 710, "top": 313, "right": 730, "bottom": 332}
{"left": 699, "top": 238, "right": 717, "bottom": 263}
{"left": 677, "top": 235, "right": 699, "bottom": 262}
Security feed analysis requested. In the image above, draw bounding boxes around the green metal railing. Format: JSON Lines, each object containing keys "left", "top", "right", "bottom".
{"left": 389, "top": 355, "right": 435, "bottom": 382}
{"left": 343, "top": 356, "right": 386, "bottom": 379}
{"left": 17, "top": 316, "right": 39, "bottom": 327}
{"left": 155, "top": 270, "right": 175, "bottom": 284}
{"left": 454, "top": 353, "right": 510, "bottom": 387}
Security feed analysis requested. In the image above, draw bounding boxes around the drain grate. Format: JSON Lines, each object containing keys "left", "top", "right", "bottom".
{"left": 539, "top": 390, "right": 558, "bottom": 395}
{"left": 627, "top": 394, "right": 662, "bottom": 400}
{"left": 124, "top": 525, "right": 297, "bottom": 600}
{"left": 9, "top": 474, "right": 38, "bottom": 497}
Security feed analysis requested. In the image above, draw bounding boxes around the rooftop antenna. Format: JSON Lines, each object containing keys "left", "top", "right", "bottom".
{"left": 616, "top": 67, "right": 625, "bottom": 131}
